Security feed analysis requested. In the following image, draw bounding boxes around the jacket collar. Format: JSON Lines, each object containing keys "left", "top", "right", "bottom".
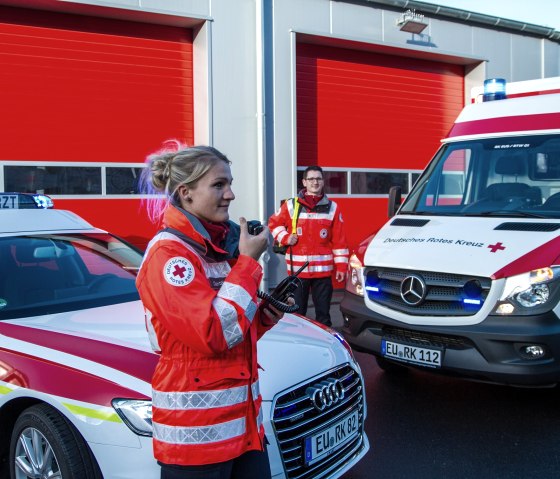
{"left": 297, "top": 189, "right": 330, "bottom": 209}
{"left": 163, "top": 205, "right": 239, "bottom": 259}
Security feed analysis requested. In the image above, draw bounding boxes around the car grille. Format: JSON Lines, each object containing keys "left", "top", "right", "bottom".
{"left": 271, "top": 364, "right": 365, "bottom": 479}
{"left": 365, "top": 267, "right": 492, "bottom": 316}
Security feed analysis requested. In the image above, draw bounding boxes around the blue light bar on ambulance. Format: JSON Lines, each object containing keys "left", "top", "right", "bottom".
{"left": 483, "top": 78, "right": 507, "bottom": 102}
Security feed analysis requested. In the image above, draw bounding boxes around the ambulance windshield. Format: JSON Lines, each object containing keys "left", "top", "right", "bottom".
{"left": 400, "top": 134, "right": 560, "bottom": 218}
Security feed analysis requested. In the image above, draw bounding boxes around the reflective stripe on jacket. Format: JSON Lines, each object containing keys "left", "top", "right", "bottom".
{"left": 268, "top": 193, "right": 349, "bottom": 278}
{"left": 136, "top": 206, "right": 270, "bottom": 466}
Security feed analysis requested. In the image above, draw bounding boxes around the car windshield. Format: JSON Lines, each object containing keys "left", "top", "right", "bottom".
{"left": 0, "top": 233, "right": 142, "bottom": 320}
{"left": 400, "top": 134, "right": 560, "bottom": 218}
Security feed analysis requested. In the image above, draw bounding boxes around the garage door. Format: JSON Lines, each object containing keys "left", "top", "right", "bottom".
{"left": 297, "top": 42, "right": 464, "bottom": 170}
{"left": 0, "top": 5, "right": 193, "bottom": 163}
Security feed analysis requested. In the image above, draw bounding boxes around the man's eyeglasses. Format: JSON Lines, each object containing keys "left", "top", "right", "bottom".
{"left": 304, "top": 177, "right": 324, "bottom": 183}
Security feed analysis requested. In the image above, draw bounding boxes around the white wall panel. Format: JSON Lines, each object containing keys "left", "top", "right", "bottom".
{"left": 544, "top": 40, "right": 560, "bottom": 77}
{"left": 472, "top": 27, "right": 511, "bottom": 79}
{"left": 140, "top": 0, "right": 210, "bottom": 17}
{"left": 331, "top": 1, "right": 383, "bottom": 41}
{"left": 210, "top": 0, "right": 260, "bottom": 224}
{"left": 273, "top": 0, "right": 330, "bottom": 33}
{"left": 429, "top": 18, "right": 472, "bottom": 54}
{"left": 512, "top": 35, "right": 542, "bottom": 81}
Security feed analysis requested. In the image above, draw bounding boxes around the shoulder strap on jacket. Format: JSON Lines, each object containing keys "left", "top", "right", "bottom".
{"left": 291, "top": 198, "right": 302, "bottom": 234}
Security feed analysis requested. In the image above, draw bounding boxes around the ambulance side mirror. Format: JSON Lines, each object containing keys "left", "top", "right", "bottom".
{"left": 388, "top": 186, "right": 402, "bottom": 218}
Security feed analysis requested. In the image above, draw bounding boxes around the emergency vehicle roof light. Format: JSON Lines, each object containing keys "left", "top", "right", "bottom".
{"left": 483, "top": 78, "right": 507, "bottom": 102}
{"left": 32, "top": 194, "right": 54, "bottom": 209}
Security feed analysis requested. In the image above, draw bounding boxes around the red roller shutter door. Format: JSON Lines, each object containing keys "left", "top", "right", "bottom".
{"left": 296, "top": 43, "right": 464, "bottom": 246}
{"left": 0, "top": 6, "right": 193, "bottom": 243}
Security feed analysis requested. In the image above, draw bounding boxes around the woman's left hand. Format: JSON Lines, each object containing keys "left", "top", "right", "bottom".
{"left": 261, "top": 297, "right": 295, "bottom": 326}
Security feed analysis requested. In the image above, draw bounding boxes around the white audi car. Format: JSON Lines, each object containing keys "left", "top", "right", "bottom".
{"left": 0, "top": 193, "right": 369, "bottom": 479}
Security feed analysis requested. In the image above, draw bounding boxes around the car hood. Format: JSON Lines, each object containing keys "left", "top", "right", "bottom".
{"left": 365, "top": 215, "right": 560, "bottom": 278}
{"left": 2, "top": 301, "right": 351, "bottom": 400}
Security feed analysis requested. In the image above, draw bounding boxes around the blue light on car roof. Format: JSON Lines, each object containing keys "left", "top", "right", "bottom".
{"left": 32, "top": 194, "right": 54, "bottom": 209}
{"left": 483, "top": 78, "right": 507, "bottom": 102}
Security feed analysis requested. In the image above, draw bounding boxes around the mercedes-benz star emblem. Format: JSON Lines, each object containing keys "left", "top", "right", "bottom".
{"left": 400, "top": 274, "right": 427, "bottom": 306}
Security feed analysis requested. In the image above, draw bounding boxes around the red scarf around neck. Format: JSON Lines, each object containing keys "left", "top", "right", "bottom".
{"left": 301, "top": 191, "right": 323, "bottom": 210}
{"left": 198, "top": 218, "right": 230, "bottom": 248}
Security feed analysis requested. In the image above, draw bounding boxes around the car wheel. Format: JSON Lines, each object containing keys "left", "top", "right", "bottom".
{"left": 10, "top": 403, "right": 100, "bottom": 479}
{"left": 375, "top": 356, "right": 409, "bottom": 374}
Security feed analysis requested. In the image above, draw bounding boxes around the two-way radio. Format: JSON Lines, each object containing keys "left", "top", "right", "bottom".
{"left": 246, "top": 220, "right": 307, "bottom": 313}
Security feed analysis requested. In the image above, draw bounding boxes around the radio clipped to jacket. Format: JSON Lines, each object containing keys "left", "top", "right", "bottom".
{"left": 257, "top": 261, "right": 308, "bottom": 313}
{"left": 247, "top": 220, "right": 307, "bottom": 313}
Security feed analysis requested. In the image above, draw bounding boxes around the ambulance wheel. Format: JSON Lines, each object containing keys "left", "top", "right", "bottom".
{"left": 375, "top": 356, "right": 409, "bottom": 374}
{"left": 10, "top": 403, "right": 101, "bottom": 479}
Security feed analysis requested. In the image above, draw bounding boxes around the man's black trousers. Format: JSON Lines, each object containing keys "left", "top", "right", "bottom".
{"left": 293, "top": 276, "right": 333, "bottom": 326}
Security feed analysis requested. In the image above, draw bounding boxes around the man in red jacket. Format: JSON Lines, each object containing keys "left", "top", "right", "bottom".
{"left": 268, "top": 166, "right": 349, "bottom": 326}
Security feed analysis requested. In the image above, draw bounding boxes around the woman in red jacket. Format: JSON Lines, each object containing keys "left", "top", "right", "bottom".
{"left": 136, "top": 142, "right": 283, "bottom": 479}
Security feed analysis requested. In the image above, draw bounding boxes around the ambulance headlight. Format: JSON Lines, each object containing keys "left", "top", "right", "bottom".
{"left": 112, "top": 399, "right": 153, "bottom": 436}
{"left": 345, "top": 254, "right": 364, "bottom": 297}
{"left": 493, "top": 267, "right": 560, "bottom": 315}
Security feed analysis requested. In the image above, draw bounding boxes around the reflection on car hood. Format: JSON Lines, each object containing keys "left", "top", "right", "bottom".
{"left": 3, "top": 302, "right": 349, "bottom": 400}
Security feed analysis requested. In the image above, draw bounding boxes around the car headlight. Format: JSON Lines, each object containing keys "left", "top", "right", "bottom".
{"left": 112, "top": 399, "right": 153, "bottom": 436}
{"left": 493, "top": 267, "right": 560, "bottom": 315}
{"left": 345, "top": 254, "right": 364, "bottom": 297}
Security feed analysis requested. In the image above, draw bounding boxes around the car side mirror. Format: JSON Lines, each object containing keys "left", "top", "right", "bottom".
{"left": 388, "top": 186, "right": 402, "bottom": 218}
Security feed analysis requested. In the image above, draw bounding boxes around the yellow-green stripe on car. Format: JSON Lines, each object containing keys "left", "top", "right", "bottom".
{"left": 63, "top": 403, "right": 122, "bottom": 423}
{"left": 0, "top": 385, "right": 13, "bottom": 395}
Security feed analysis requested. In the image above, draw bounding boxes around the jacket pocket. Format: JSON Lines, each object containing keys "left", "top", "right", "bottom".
{"left": 188, "top": 363, "right": 251, "bottom": 390}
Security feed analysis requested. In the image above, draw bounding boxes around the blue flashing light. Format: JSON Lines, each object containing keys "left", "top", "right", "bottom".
{"left": 483, "top": 78, "right": 507, "bottom": 102}
{"left": 365, "top": 285, "right": 380, "bottom": 292}
{"left": 463, "top": 298, "right": 481, "bottom": 305}
{"left": 274, "top": 403, "right": 297, "bottom": 419}
{"left": 32, "top": 194, "right": 54, "bottom": 209}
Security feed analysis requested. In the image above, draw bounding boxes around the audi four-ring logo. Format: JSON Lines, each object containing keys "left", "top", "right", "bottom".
{"left": 306, "top": 378, "right": 345, "bottom": 411}
{"left": 400, "top": 274, "right": 427, "bottom": 306}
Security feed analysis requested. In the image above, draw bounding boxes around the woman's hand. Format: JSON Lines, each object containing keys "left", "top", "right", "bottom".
{"left": 238, "top": 217, "right": 269, "bottom": 260}
{"left": 261, "top": 297, "right": 295, "bottom": 326}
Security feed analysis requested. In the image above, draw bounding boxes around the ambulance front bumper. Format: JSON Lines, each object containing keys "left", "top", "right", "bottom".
{"left": 340, "top": 292, "right": 560, "bottom": 387}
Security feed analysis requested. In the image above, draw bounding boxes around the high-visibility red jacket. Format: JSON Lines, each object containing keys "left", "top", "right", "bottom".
{"left": 136, "top": 206, "right": 272, "bottom": 466}
{"left": 268, "top": 191, "right": 349, "bottom": 278}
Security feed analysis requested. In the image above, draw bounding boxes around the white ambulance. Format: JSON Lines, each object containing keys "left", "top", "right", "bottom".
{"left": 0, "top": 194, "right": 369, "bottom": 478}
{"left": 341, "top": 77, "right": 560, "bottom": 387}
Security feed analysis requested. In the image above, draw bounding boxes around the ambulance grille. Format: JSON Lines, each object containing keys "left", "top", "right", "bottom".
{"left": 390, "top": 218, "right": 430, "bottom": 227}
{"left": 271, "top": 364, "right": 365, "bottom": 479}
{"left": 495, "top": 222, "right": 560, "bottom": 232}
{"left": 365, "top": 267, "right": 492, "bottom": 316}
